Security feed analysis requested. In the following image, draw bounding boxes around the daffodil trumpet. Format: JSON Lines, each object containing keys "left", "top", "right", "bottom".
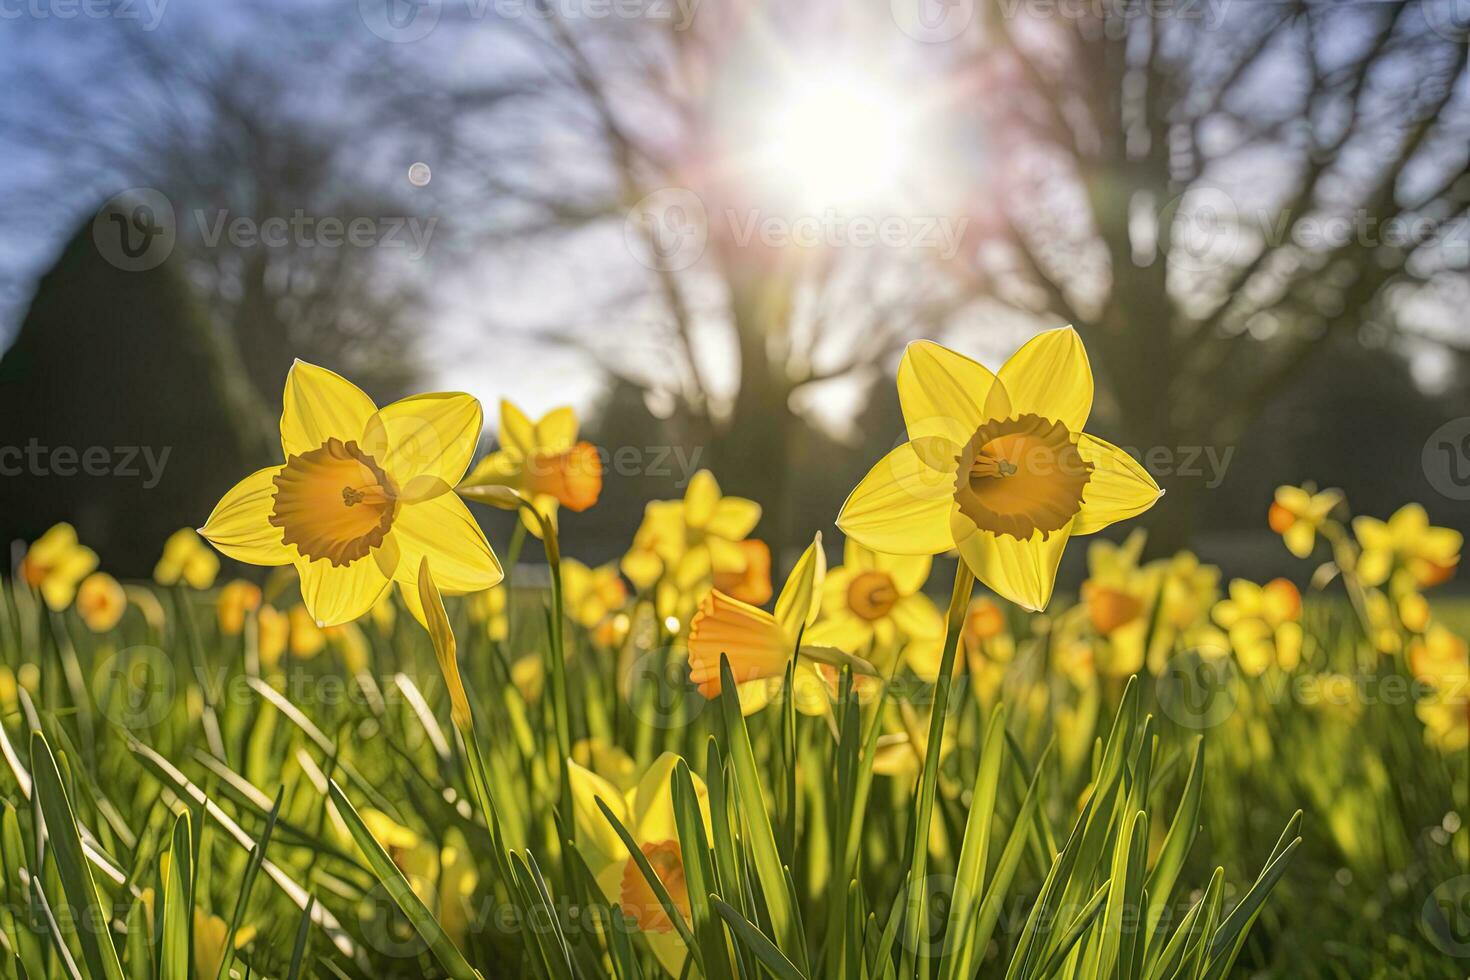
{"left": 687, "top": 533, "right": 831, "bottom": 715}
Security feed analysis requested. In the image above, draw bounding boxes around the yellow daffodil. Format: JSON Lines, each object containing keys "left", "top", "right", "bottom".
{"left": 569, "top": 752, "right": 711, "bottom": 978}
{"left": 838, "top": 329, "right": 1161, "bottom": 611}
{"left": 712, "top": 539, "right": 774, "bottom": 605}
{"left": 325, "top": 620, "right": 371, "bottom": 674}
{"left": 355, "top": 810, "right": 480, "bottom": 950}
{"left": 76, "top": 573, "right": 127, "bottom": 632}
{"left": 467, "top": 584, "right": 508, "bottom": 641}
{"left": 1410, "top": 629, "right": 1468, "bottom": 752}
{"left": 20, "top": 523, "right": 98, "bottom": 611}
{"left": 623, "top": 471, "right": 762, "bottom": 593}
{"left": 1363, "top": 589, "right": 1403, "bottom": 655}
{"left": 370, "top": 590, "right": 397, "bottom": 634}
{"left": 1079, "top": 532, "right": 1158, "bottom": 675}
{"left": 153, "top": 528, "right": 219, "bottom": 589}
{"left": 288, "top": 604, "right": 326, "bottom": 658}
{"left": 563, "top": 559, "right": 629, "bottom": 630}
{"left": 571, "top": 738, "right": 638, "bottom": 791}
{"left": 1408, "top": 623, "right": 1468, "bottom": 689}
{"left": 1212, "top": 578, "right": 1303, "bottom": 676}
{"left": 1398, "top": 590, "right": 1431, "bottom": 633}
{"left": 1149, "top": 551, "right": 1227, "bottom": 673}
{"left": 460, "top": 400, "right": 602, "bottom": 538}
{"left": 199, "top": 361, "right": 502, "bottom": 627}
{"left": 960, "top": 597, "right": 1013, "bottom": 704}
{"left": 687, "top": 534, "right": 827, "bottom": 715}
{"left": 510, "top": 654, "right": 545, "bottom": 702}
{"left": 257, "top": 605, "right": 289, "bottom": 671}
{"left": 1268, "top": 485, "right": 1342, "bottom": 559}
{"left": 216, "top": 580, "right": 263, "bottom": 636}
{"left": 808, "top": 539, "right": 943, "bottom": 657}
{"left": 1352, "top": 503, "right": 1461, "bottom": 590}
{"left": 138, "top": 886, "right": 253, "bottom": 980}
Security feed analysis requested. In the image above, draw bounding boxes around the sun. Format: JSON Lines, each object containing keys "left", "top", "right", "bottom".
{"left": 755, "top": 68, "right": 915, "bottom": 212}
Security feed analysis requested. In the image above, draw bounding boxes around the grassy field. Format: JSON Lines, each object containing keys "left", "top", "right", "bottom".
{"left": 0, "top": 499, "right": 1465, "bottom": 979}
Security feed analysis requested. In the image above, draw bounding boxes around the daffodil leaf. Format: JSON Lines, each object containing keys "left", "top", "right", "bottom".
{"left": 796, "top": 645, "right": 880, "bottom": 677}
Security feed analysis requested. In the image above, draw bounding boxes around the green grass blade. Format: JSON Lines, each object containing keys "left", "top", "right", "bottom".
{"left": 718, "top": 655, "right": 806, "bottom": 971}
{"left": 328, "top": 780, "right": 480, "bottom": 980}
{"left": 160, "top": 810, "right": 192, "bottom": 980}
{"left": 712, "top": 898, "right": 807, "bottom": 980}
{"left": 27, "top": 731, "right": 125, "bottom": 980}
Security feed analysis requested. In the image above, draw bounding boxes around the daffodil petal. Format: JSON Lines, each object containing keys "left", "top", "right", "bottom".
{"left": 837, "top": 441, "right": 956, "bottom": 556}
{"left": 199, "top": 466, "right": 293, "bottom": 566}
{"left": 296, "top": 556, "right": 391, "bottom": 627}
{"left": 568, "top": 759, "right": 628, "bottom": 866}
{"left": 362, "top": 392, "right": 481, "bottom": 496}
{"left": 877, "top": 552, "right": 932, "bottom": 595}
{"left": 707, "top": 497, "right": 762, "bottom": 540}
{"left": 843, "top": 539, "right": 876, "bottom": 570}
{"left": 1283, "top": 523, "right": 1317, "bottom": 560}
{"left": 897, "top": 341, "right": 1003, "bottom": 442}
{"left": 391, "top": 495, "right": 504, "bottom": 601}
{"left": 497, "top": 400, "right": 535, "bottom": 457}
{"left": 953, "top": 522, "right": 1073, "bottom": 612}
{"left": 535, "top": 407, "right": 579, "bottom": 453}
{"left": 736, "top": 678, "right": 778, "bottom": 715}
{"left": 280, "top": 360, "right": 378, "bottom": 458}
{"left": 890, "top": 593, "right": 945, "bottom": 639}
{"left": 683, "top": 471, "right": 720, "bottom": 528}
{"left": 774, "top": 533, "right": 826, "bottom": 636}
{"left": 997, "top": 327, "right": 1093, "bottom": 431}
{"left": 1071, "top": 435, "right": 1162, "bottom": 535}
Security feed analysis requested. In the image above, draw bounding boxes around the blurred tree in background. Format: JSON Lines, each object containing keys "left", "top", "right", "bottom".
{"left": 0, "top": 0, "right": 1467, "bottom": 574}
{"left": 0, "top": 207, "right": 263, "bottom": 574}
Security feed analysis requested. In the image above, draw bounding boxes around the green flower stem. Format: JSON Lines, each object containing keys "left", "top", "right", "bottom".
{"left": 899, "top": 558, "right": 974, "bottom": 977}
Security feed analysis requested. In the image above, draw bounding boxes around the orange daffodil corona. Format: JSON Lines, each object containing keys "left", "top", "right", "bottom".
{"left": 838, "top": 328, "right": 1163, "bottom": 611}
{"left": 199, "top": 361, "right": 503, "bottom": 627}
{"left": 687, "top": 534, "right": 834, "bottom": 715}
